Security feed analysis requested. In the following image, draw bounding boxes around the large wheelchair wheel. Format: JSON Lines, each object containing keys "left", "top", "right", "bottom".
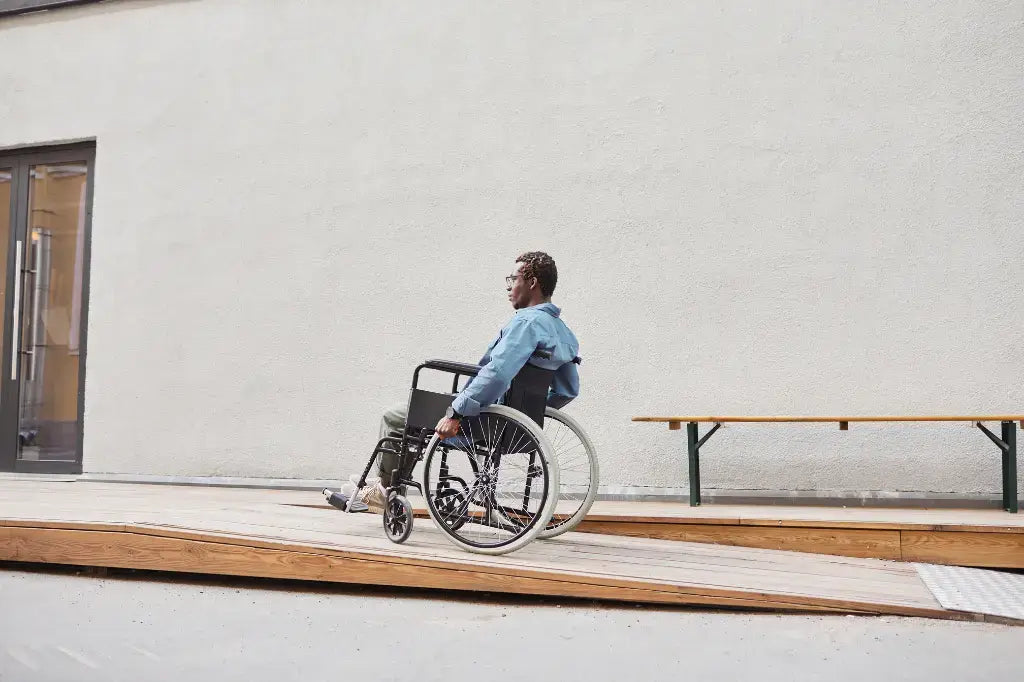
{"left": 423, "top": 404, "right": 559, "bottom": 555}
{"left": 537, "top": 407, "right": 600, "bottom": 539}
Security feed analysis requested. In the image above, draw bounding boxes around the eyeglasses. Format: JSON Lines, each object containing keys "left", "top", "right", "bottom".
{"left": 505, "top": 274, "right": 536, "bottom": 287}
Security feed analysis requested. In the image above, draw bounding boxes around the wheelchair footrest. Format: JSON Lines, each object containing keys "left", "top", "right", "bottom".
{"left": 322, "top": 488, "right": 369, "bottom": 513}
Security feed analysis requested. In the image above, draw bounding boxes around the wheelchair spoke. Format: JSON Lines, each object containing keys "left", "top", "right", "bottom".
{"left": 424, "top": 408, "right": 552, "bottom": 551}
{"left": 538, "top": 409, "right": 599, "bottom": 537}
{"left": 502, "top": 426, "right": 531, "bottom": 459}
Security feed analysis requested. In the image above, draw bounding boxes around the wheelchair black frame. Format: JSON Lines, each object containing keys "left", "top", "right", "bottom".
{"left": 354, "top": 354, "right": 558, "bottom": 535}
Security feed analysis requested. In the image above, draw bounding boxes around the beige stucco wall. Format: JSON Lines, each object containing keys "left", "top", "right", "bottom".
{"left": 1, "top": 0, "right": 1021, "bottom": 497}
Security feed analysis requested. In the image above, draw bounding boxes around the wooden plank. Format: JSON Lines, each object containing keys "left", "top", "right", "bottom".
{"left": 6, "top": 500, "right": 1016, "bottom": 569}
{"left": 3, "top": 483, "right": 1023, "bottom": 536}
{"left": 123, "top": 518, "right": 926, "bottom": 600}
{"left": 0, "top": 525, "right": 815, "bottom": 610}
{"left": 580, "top": 501, "right": 1024, "bottom": 533}
{"left": 0, "top": 502, "right": 944, "bottom": 609}
{"left": 4, "top": 479, "right": 1023, "bottom": 572}
{"left": 5, "top": 480, "right": 1020, "bottom": 617}
{"left": 575, "top": 520, "right": 902, "bottom": 560}
{"left": 19, "top": 482, "right": 1011, "bottom": 533}
{"left": 0, "top": 524, "right": 955, "bottom": 619}
{"left": 0, "top": 482, "right": 939, "bottom": 591}
{"left": 900, "top": 531, "right": 1024, "bottom": 569}
{"left": 2, "top": 513, "right": 907, "bottom": 587}
{"left": 549, "top": 541, "right": 928, "bottom": 603}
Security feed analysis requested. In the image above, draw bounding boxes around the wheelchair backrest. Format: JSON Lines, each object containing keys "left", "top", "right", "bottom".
{"left": 405, "top": 355, "right": 556, "bottom": 431}
{"left": 502, "top": 362, "right": 555, "bottom": 427}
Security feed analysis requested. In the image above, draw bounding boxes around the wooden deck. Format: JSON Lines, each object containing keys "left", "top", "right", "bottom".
{"left": 1, "top": 480, "right": 1021, "bottom": 622}
{"left": 574, "top": 501, "right": 1024, "bottom": 569}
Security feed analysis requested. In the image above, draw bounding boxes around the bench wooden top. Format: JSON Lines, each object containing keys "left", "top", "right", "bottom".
{"left": 633, "top": 416, "right": 1024, "bottom": 424}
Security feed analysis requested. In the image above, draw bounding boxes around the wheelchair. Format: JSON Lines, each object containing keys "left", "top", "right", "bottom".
{"left": 331, "top": 352, "right": 599, "bottom": 555}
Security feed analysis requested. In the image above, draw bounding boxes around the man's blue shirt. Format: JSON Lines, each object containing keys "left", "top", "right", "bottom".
{"left": 451, "top": 302, "right": 580, "bottom": 417}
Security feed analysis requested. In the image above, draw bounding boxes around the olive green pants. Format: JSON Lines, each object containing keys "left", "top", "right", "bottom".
{"left": 376, "top": 401, "right": 408, "bottom": 486}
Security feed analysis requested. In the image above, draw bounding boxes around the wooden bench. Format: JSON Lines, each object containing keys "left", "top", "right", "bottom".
{"left": 631, "top": 416, "right": 1023, "bottom": 513}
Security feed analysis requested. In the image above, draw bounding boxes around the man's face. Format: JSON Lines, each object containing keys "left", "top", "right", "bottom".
{"left": 506, "top": 262, "right": 536, "bottom": 310}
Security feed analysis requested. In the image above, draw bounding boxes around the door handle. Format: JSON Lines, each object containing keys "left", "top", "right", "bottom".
{"left": 11, "top": 240, "right": 20, "bottom": 381}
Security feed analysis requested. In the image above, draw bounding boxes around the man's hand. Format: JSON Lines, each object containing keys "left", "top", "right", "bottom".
{"left": 435, "top": 417, "right": 461, "bottom": 440}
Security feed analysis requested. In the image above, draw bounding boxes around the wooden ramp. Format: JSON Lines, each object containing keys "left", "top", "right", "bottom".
{"left": 0, "top": 480, "right": 1018, "bottom": 623}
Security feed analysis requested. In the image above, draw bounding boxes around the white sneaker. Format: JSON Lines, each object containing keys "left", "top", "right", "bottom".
{"left": 341, "top": 474, "right": 380, "bottom": 499}
{"left": 356, "top": 482, "right": 387, "bottom": 514}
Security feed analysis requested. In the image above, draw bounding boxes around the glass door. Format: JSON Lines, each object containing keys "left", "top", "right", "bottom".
{"left": 0, "top": 145, "right": 93, "bottom": 473}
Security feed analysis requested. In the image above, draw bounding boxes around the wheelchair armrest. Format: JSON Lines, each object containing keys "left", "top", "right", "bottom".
{"left": 420, "top": 359, "right": 481, "bottom": 376}
{"left": 414, "top": 348, "right": 557, "bottom": 390}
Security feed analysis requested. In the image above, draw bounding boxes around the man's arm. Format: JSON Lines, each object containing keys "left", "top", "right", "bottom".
{"left": 450, "top": 317, "right": 542, "bottom": 417}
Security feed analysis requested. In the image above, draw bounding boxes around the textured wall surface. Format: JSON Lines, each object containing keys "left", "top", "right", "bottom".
{"left": 1, "top": 0, "right": 1021, "bottom": 495}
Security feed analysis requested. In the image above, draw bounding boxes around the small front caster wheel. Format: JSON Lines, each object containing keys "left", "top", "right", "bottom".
{"left": 383, "top": 493, "right": 414, "bottom": 544}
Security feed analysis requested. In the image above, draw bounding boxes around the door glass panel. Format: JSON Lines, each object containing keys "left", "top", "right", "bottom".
{"left": 0, "top": 168, "right": 9, "bottom": 408}
{"left": 17, "top": 162, "right": 88, "bottom": 462}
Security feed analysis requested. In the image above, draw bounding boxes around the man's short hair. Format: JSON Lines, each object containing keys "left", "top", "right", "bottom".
{"left": 516, "top": 251, "right": 558, "bottom": 297}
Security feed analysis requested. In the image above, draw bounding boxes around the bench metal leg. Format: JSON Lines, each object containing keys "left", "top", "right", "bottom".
{"left": 977, "top": 421, "right": 1017, "bottom": 513}
{"left": 687, "top": 422, "right": 700, "bottom": 506}
{"left": 685, "top": 422, "right": 722, "bottom": 507}
{"left": 1004, "top": 421, "right": 1018, "bottom": 513}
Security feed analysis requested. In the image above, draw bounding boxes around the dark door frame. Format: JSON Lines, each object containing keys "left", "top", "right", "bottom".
{"left": 0, "top": 142, "right": 95, "bottom": 474}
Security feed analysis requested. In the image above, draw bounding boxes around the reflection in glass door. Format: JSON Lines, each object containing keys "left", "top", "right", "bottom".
{"left": 16, "top": 163, "right": 89, "bottom": 463}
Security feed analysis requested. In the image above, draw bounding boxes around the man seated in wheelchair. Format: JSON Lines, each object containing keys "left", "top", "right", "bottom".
{"left": 343, "top": 250, "right": 580, "bottom": 513}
